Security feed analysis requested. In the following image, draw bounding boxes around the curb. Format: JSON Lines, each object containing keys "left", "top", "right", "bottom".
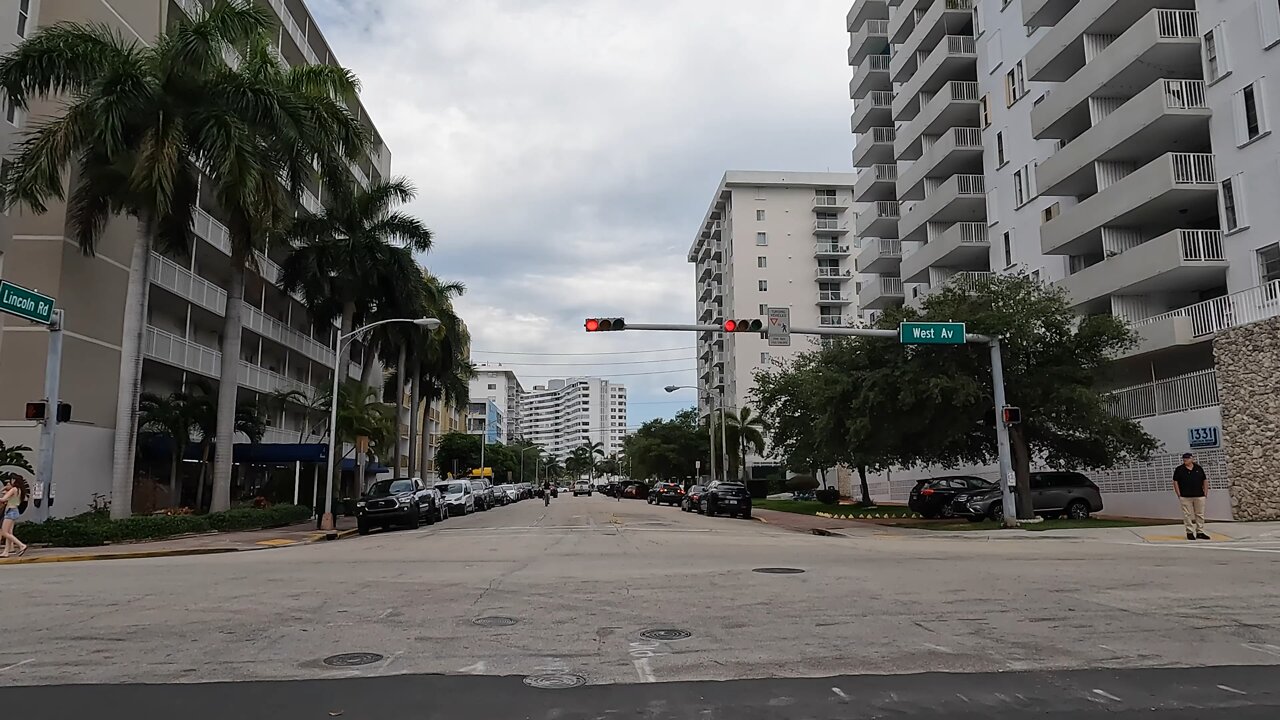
{"left": 0, "top": 547, "right": 242, "bottom": 566}
{"left": 305, "top": 528, "right": 360, "bottom": 543}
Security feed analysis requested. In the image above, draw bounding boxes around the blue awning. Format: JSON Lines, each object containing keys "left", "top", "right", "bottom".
{"left": 138, "top": 434, "right": 328, "bottom": 464}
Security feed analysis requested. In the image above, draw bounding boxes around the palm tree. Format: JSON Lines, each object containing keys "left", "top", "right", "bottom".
{"left": 0, "top": 440, "right": 33, "bottom": 476}
{"left": 204, "top": 30, "right": 370, "bottom": 513}
{"left": 0, "top": 0, "right": 271, "bottom": 518}
{"left": 188, "top": 382, "right": 266, "bottom": 511}
{"left": 138, "top": 391, "right": 197, "bottom": 507}
{"left": 724, "top": 406, "right": 767, "bottom": 483}
{"left": 541, "top": 455, "right": 563, "bottom": 482}
{"left": 408, "top": 274, "right": 470, "bottom": 481}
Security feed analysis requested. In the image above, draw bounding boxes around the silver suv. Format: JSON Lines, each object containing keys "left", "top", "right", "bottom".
{"left": 951, "top": 471, "right": 1104, "bottom": 522}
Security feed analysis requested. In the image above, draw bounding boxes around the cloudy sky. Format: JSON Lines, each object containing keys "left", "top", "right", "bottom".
{"left": 307, "top": 0, "right": 855, "bottom": 425}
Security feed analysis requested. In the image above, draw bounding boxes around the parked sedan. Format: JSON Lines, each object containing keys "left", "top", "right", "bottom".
{"left": 470, "top": 478, "right": 496, "bottom": 511}
{"left": 435, "top": 480, "right": 476, "bottom": 516}
{"left": 497, "top": 484, "right": 521, "bottom": 503}
{"left": 647, "top": 482, "right": 684, "bottom": 506}
{"left": 951, "top": 471, "right": 1104, "bottom": 522}
{"left": 356, "top": 478, "right": 436, "bottom": 535}
{"left": 681, "top": 485, "right": 707, "bottom": 513}
{"left": 701, "top": 482, "right": 752, "bottom": 518}
{"left": 908, "top": 476, "right": 995, "bottom": 519}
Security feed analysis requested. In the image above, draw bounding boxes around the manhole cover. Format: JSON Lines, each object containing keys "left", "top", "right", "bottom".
{"left": 639, "top": 628, "right": 692, "bottom": 642}
{"left": 752, "top": 567, "right": 805, "bottom": 574}
{"left": 322, "top": 652, "right": 384, "bottom": 667}
{"left": 473, "top": 616, "right": 518, "bottom": 628}
{"left": 523, "top": 673, "right": 587, "bottom": 689}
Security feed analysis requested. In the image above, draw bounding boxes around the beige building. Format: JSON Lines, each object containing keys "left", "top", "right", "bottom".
{"left": 0, "top": 0, "right": 391, "bottom": 515}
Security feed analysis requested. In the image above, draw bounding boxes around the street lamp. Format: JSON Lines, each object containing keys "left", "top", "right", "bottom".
{"left": 321, "top": 317, "right": 440, "bottom": 532}
{"left": 665, "top": 384, "right": 724, "bottom": 485}
{"left": 519, "top": 446, "right": 540, "bottom": 485}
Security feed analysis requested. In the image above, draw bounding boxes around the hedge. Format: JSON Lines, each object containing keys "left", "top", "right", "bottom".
{"left": 15, "top": 504, "right": 312, "bottom": 548}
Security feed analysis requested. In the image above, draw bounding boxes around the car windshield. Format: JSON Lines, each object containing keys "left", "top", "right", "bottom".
{"left": 368, "top": 480, "right": 415, "bottom": 495}
{"left": 436, "top": 483, "right": 466, "bottom": 494}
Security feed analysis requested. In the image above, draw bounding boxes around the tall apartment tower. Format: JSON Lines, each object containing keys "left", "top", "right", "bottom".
{"left": 470, "top": 366, "right": 525, "bottom": 442}
{"left": 0, "top": 0, "right": 391, "bottom": 514}
{"left": 520, "top": 378, "right": 627, "bottom": 463}
{"left": 688, "top": 172, "right": 860, "bottom": 425}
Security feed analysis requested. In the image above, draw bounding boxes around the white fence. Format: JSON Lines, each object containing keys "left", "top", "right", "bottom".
{"left": 1171, "top": 152, "right": 1215, "bottom": 184}
{"left": 1132, "top": 280, "right": 1280, "bottom": 339}
{"left": 1107, "top": 369, "right": 1220, "bottom": 420}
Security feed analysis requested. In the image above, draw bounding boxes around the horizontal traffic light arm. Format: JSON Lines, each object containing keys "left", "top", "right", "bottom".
{"left": 584, "top": 321, "right": 993, "bottom": 342}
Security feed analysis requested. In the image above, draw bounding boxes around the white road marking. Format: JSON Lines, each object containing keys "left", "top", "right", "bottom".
{"left": 633, "top": 657, "right": 656, "bottom": 683}
{"left": 955, "top": 693, "right": 969, "bottom": 703}
{"left": 0, "top": 659, "right": 32, "bottom": 673}
{"left": 922, "top": 642, "right": 954, "bottom": 653}
{"left": 1218, "top": 684, "right": 1248, "bottom": 695}
{"left": 456, "top": 661, "right": 487, "bottom": 675}
{"left": 1092, "top": 689, "right": 1122, "bottom": 703}
{"left": 1242, "top": 643, "right": 1280, "bottom": 657}
{"left": 831, "top": 687, "right": 849, "bottom": 701}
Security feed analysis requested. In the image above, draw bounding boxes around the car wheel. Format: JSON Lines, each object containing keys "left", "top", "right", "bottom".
{"left": 986, "top": 502, "right": 1003, "bottom": 522}
{"left": 357, "top": 520, "right": 370, "bottom": 536}
{"left": 741, "top": 510, "right": 752, "bottom": 520}
{"left": 940, "top": 505, "right": 956, "bottom": 519}
{"left": 1066, "top": 500, "right": 1090, "bottom": 520}
{"left": 411, "top": 508, "right": 421, "bottom": 530}
{"left": 702, "top": 500, "right": 713, "bottom": 516}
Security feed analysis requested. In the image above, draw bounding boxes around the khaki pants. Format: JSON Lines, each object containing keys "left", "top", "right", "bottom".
{"left": 1180, "top": 496, "right": 1206, "bottom": 535}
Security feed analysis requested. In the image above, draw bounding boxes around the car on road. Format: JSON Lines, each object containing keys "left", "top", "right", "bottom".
{"left": 435, "top": 480, "right": 476, "bottom": 516}
{"left": 701, "top": 482, "right": 752, "bottom": 518}
{"left": 573, "top": 480, "right": 593, "bottom": 496}
{"left": 908, "top": 476, "right": 996, "bottom": 518}
{"left": 647, "top": 482, "right": 684, "bottom": 506}
{"left": 951, "top": 471, "right": 1104, "bottom": 522}
{"left": 356, "top": 478, "right": 438, "bottom": 535}
{"left": 470, "top": 478, "right": 498, "bottom": 511}
{"left": 681, "top": 485, "right": 707, "bottom": 513}
{"left": 497, "top": 483, "right": 521, "bottom": 503}
{"left": 622, "top": 482, "right": 648, "bottom": 499}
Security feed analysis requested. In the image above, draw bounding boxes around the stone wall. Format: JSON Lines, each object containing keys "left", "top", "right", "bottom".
{"left": 1214, "top": 315, "right": 1280, "bottom": 521}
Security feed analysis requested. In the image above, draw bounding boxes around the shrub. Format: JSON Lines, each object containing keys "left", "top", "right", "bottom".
{"left": 815, "top": 488, "right": 840, "bottom": 505}
{"left": 15, "top": 504, "right": 313, "bottom": 547}
{"left": 786, "top": 475, "right": 819, "bottom": 492}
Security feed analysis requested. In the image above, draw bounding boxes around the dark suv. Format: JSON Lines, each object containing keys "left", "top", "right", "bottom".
{"left": 908, "top": 476, "right": 995, "bottom": 518}
{"left": 951, "top": 471, "right": 1104, "bottom": 522}
{"left": 702, "top": 482, "right": 752, "bottom": 519}
{"left": 647, "top": 482, "right": 684, "bottom": 506}
{"left": 356, "top": 478, "right": 437, "bottom": 534}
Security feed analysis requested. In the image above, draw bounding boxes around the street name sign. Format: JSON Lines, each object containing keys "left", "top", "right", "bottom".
{"left": 767, "top": 307, "right": 791, "bottom": 347}
{"left": 0, "top": 280, "right": 55, "bottom": 325}
{"left": 899, "top": 321, "right": 966, "bottom": 345}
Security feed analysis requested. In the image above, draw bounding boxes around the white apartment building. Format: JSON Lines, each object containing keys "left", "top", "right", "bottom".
{"left": 470, "top": 366, "right": 525, "bottom": 442}
{"left": 520, "top": 377, "right": 627, "bottom": 463}
{"left": 0, "top": 0, "right": 392, "bottom": 515}
{"left": 688, "top": 171, "right": 861, "bottom": 428}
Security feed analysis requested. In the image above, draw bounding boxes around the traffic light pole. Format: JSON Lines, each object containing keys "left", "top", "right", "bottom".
{"left": 35, "top": 309, "right": 64, "bottom": 522}
{"left": 591, "top": 320, "right": 1017, "bottom": 528}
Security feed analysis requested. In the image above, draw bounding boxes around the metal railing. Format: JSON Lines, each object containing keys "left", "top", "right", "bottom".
{"left": 874, "top": 200, "right": 901, "bottom": 218}
{"left": 1171, "top": 153, "right": 1215, "bottom": 184}
{"left": 952, "top": 127, "right": 983, "bottom": 147}
{"left": 818, "top": 291, "right": 851, "bottom": 302}
{"left": 866, "top": 54, "right": 891, "bottom": 71}
{"left": 1179, "top": 230, "right": 1225, "bottom": 261}
{"left": 818, "top": 316, "right": 847, "bottom": 327}
{"left": 944, "top": 0, "right": 975, "bottom": 8}
{"left": 955, "top": 174, "right": 986, "bottom": 194}
{"left": 242, "top": 305, "right": 332, "bottom": 365}
{"left": 1131, "top": 280, "right": 1280, "bottom": 339}
{"left": 948, "top": 80, "right": 980, "bottom": 101}
{"left": 815, "top": 243, "right": 851, "bottom": 254}
{"left": 956, "top": 222, "right": 989, "bottom": 244}
{"left": 946, "top": 35, "right": 977, "bottom": 55}
{"left": 870, "top": 126, "right": 896, "bottom": 143}
{"left": 266, "top": 0, "right": 320, "bottom": 65}
{"left": 1107, "top": 369, "right": 1219, "bottom": 420}
{"left": 869, "top": 163, "right": 897, "bottom": 180}
{"left": 864, "top": 19, "right": 889, "bottom": 34}
{"left": 867, "top": 90, "right": 894, "bottom": 107}
{"left": 949, "top": 271, "right": 995, "bottom": 292}
{"left": 814, "top": 195, "right": 843, "bottom": 207}
{"left": 874, "top": 238, "right": 902, "bottom": 255}
{"left": 149, "top": 254, "right": 227, "bottom": 315}
{"left": 815, "top": 219, "right": 850, "bottom": 231}
{"left": 1156, "top": 8, "right": 1199, "bottom": 38}
{"left": 1164, "top": 79, "right": 1206, "bottom": 109}
{"left": 878, "top": 277, "right": 905, "bottom": 295}
{"left": 145, "top": 326, "right": 219, "bottom": 378}
{"left": 817, "top": 267, "right": 853, "bottom": 278}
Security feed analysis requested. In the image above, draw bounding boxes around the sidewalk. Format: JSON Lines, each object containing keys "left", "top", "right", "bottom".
{"left": 0, "top": 516, "right": 358, "bottom": 566}
{"left": 752, "top": 508, "right": 913, "bottom": 536}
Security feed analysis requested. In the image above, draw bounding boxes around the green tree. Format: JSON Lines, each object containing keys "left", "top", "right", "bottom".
{"left": 138, "top": 391, "right": 197, "bottom": 508}
{"left": 621, "top": 409, "right": 708, "bottom": 482}
{"left": 0, "top": 1, "right": 268, "bottom": 518}
{"left": 723, "top": 406, "right": 767, "bottom": 483}
{"left": 0, "top": 440, "right": 33, "bottom": 476}
{"left": 330, "top": 380, "right": 396, "bottom": 457}
{"left": 187, "top": 381, "right": 265, "bottom": 511}
{"left": 435, "top": 432, "right": 481, "bottom": 479}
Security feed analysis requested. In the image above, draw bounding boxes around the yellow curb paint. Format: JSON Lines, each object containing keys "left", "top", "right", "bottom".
{"left": 256, "top": 539, "right": 298, "bottom": 547}
{"left": 1144, "top": 533, "right": 1233, "bottom": 543}
{"left": 0, "top": 547, "right": 240, "bottom": 566}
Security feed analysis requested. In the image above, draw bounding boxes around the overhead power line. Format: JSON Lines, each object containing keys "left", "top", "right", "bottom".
{"left": 514, "top": 367, "right": 698, "bottom": 378}
{"left": 476, "top": 357, "right": 695, "bottom": 367}
{"left": 473, "top": 346, "right": 695, "bottom": 356}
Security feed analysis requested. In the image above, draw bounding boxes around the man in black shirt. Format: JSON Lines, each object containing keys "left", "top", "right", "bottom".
{"left": 1173, "top": 452, "right": 1209, "bottom": 540}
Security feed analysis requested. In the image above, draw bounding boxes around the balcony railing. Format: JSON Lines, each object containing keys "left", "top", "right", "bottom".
{"left": 946, "top": 35, "right": 977, "bottom": 55}
{"left": 1107, "top": 369, "right": 1219, "bottom": 420}
{"left": 873, "top": 200, "right": 901, "bottom": 218}
{"left": 815, "top": 219, "right": 850, "bottom": 231}
{"left": 816, "top": 243, "right": 851, "bottom": 254}
{"left": 818, "top": 291, "right": 851, "bottom": 302}
{"left": 1171, "top": 153, "right": 1215, "bottom": 184}
{"left": 1164, "top": 79, "right": 1206, "bottom": 109}
{"left": 864, "top": 90, "right": 894, "bottom": 108}
{"left": 819, "top": 316, "right": 848, "bottom": 327}
{"left": 865, "top": 237, "right": 903, "bottom": 255}
{"left": 865, "top": 19, "right": 889, "bottom": 34}
{"left": 865, "top": 54, "right": 891, "bottom": 71}
{"left": 1131, "top": 280, "right": 1280, "bottom": 339}
{"left": 954, "top": 174, "right": 986, "bottom": 195}
{"left": 867, "top": 163, "right": 897, "bottom": 181}
{"left": 817, "top": 267, "right": 854, "bottom": 278}
{"left": 876, "top": 277, "right": 905, "bottom": 295}
{"left": 948, "top": 271, "right": 995, "bottom": 292}
{"left": 870, "top": 126, "right": 896, "bottom": 143}
{"left": 1155, "top": 9, "right": 1199, "bottom": 38}
{"left": 1179, "top": 230, "right": 1225, "bottom": 261}
{"left": 814, "top": 195, "right": 843, "bottom": 207}
{"left": 149, "top": 254, "right": 227, "bottom": 315}
{"left": 956, "top": 222, "right": 989, "bottom": 244}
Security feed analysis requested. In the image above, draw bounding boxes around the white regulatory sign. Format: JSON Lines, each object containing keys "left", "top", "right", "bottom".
{"left": 767, "top": 307, "right": 791, "bottom": 347}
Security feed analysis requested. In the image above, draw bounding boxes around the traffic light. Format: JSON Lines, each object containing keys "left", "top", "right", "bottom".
{"left": 722, "top": 319, "right": 764, "bottom": 333}
{"left": 23, "top": 401, "right": 71, "bottom": 422}
{"left": 584, "top": 317, "right": 626, "bottom": 332}
{"left": 1002, "top": 406, "right": 1022, "bottom": 425}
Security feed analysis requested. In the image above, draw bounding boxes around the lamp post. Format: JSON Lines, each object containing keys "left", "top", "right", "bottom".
{"left": 665, "top": 384, "right": 721, "bottom": 485}
{"left": 322, "top": 317, "right": 440, "bottom": 532}
{"left": 519, "top": 446, "right": 540, "bottom": 484}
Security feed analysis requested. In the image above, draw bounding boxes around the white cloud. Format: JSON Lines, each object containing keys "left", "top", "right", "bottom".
{"left": 306, "top": 0, "right": 854, "bottom": 423}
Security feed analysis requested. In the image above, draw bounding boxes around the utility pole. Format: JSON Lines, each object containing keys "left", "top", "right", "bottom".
{"left": 35, "top": 309, "right": 64, "bottom": 521}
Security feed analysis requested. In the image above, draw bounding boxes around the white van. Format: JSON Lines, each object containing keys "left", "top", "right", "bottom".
{"left": 573, "top": 480, "right": 592, "bottom": 496}
{"left": 435, "top": 479, "right": 476, "bottom": 515}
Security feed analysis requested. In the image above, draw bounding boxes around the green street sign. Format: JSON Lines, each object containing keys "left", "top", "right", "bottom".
{"left": 899, "top": 321, "right": 966, "bottom": 345}
{"left": 0, "top": 280, "right": 55, "bottom": 325}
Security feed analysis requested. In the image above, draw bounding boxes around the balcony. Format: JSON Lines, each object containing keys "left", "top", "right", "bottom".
{"left": 853, "top": 126, "right": 896, "bottom": 168}
{"left": 859, "top": 276, "right": 905, "bottom": 310}
{"left": 266, "top": 0, "right": 321, "bottom": 65}
{"left": 850, "top": 53, "right": 892, "bottom": 99}
{"left": 1040, "top": 153, "right": 1218, "bottom": 256}
{"left": 892, "top": 36, "right": 978, "bottom": 122}
{"left": 848, "top": 19, "right": 891, "bottom": 66}
{"left": 899, "top": 174, "right": 986, "bottom": 242}
{"left": 819, "top": 316, "right": 851, "bottom": 327}
{"left": 817, "top": 291, "right": 854, "bottom": 306}
{"left": 900, "top": 222, "right": 990, "bottom": 283}
{"left": 813, "top": 195, "right": 850, "bottom": 211}
{"left": 144, "top": 326, "right": 312, "bottom": 396}
{"left": 699, "top": 284, "right": 713, "bottom": 302}
{"left": 855, "top": 200, "right": 901, "bottom": 238}
{"left": 815, "top": 243, "right": 852, "bottom": 258}
{"left": 1057, "top": 229, "right": 1228, "bottom": 311}
{"left": 892, "top": 0, "right": 977, "bottom": 54}
{"left": 815, "top": 267, "right": 857, "bottom": 283}
{"left": 1107, "top": 369, "right": 1220, "bottom": 420}
{"left": 1124, "top": 280, "right": 1280, "bottom": 357}
{"left": 1028, "top": 3, "right": 1197, "bottom": 83}
{"left": 856, "top": 238, "right": 903, "bottom": 274}
{"left": 814, "top": 218, "right": 852, "bottom": 235}
{"left": 855, "top": 163, "right": 898, "bottom": 202}
{"left": 698, "top": 263, "right": 713, "bottom": 282}
{"left": 848, "top": 0, "right": 889, "bottom": 33}
{"left": 896, "top": 127, "right": 983, "bottom": 199}
{"left": 851, "top": 90, "right": 894, "bottom": 134}
{"left": 710, "top": 240, "right": 723, "bottom": 260}
{"left": 1036, "top": 79, "right": 1210, "bottom": 197}
{"left": 1022, "top": 0, "right": 1075, "bottom": 28}
{"left": 895, "top": 81, "right": 980, "bottom": 160}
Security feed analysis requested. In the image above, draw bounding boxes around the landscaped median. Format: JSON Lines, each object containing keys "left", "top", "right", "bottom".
{"left": 16, "top": 504, "right": 313, "bottom": 548}
{"left": 752, "top": 499, "right": 919, "bottom": 519}
{"left": 752, "top": 499, "right": 1166, "bottom": 532}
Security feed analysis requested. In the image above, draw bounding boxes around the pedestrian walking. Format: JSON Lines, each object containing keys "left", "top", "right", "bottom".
{"left": 0, "top": 475, "right": 28, "bottom": 558}
{"left": 1173, "top": 452, "right": 1210, "bottom": 541}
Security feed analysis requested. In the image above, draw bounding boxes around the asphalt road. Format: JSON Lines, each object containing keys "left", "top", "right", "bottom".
{"left": 2, "top": 493, "right": 1279, "bottom": 718}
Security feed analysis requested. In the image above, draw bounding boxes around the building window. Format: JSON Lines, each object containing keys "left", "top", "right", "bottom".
{"left": 980, "top": 95, "right": 991, "bottom": 127}
{"left": 1259, "top": 243, "right": 1280, "bottom": 284}
{"left": 757, "top": 256, "right": 767, "bottom": 268}
{"left": 16, "top": 0, "right": 29, "bottom": 37}
{"left": 1204, "top": 26, "right": 1228, "bottom": 83}
{"left": 756, "top": 232, "right": 768, "bottom": 246}
{"left": 1236, "top": 80, "right": 1268, "bottom": 145}
{"left": 1004, "top": 61, "right": 1026, "bottom": 106}
{"left": 759, "top": 352, "right": 771, "bottom": 364}
{"left": 1002, "top": 231, "right": 1013, "bottom": 267}
{"left": 1013, "top": 168, "right": 1028, "bottom": 207}
{"left": 758, "top": 279, "right": 768, "bottom": 291}
{"left": 995, "top": 131, "right": 1006, "bottom": 167}
{"left": 756, "top": 209, "right": 766, "bottom": 221}
{"left": 1222, "top": 176, "right": 1245, "bottom": 232}
{"left": 487, "top": 383, "right": 497, "bottom": 390}
{"left": 758, "top": 303, "right": 768, "bottom": 315}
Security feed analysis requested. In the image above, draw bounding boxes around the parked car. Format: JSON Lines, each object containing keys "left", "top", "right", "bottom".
{"left": 681, "top": 485, "right": 707, "bottom": 513}
{"left": 573, "top": 480, "right": 593, "bottom": 496}
{"left": 601, "top": 482, "right": 622, "bottom": 497}
{"left": 951, "top": 471, "right": 1104, "bottom": 522}
{"left": 435, "top": 480, "right": 476, "bottom": 516}
{"left": 517, "top": 482, "right": 533, "bottom": 500}
{"left": 622, "top": 482, "right": 648, "bottom": 499}
{"left": 470, "top": 478, "right": 497, "bottom": 510}
{"left": 497, "top": 484, "right": 521, "bottom": 503}
{"left": 908, "top": 476, "right": 996, "bottom": 518}
{"left": 356, "top": 478, "right": 437, "bottom": 535}
{"left": 701, "top": 482, "right": 752, "bottom": 518}
{"left": 647, "top": 482, "right": 684, "bottom": 506}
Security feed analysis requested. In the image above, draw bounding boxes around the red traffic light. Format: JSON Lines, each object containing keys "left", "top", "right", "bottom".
{"left": 24, "top": 402, "right": 45, "bottom": 421}
{"left": 1002, "top": 406, "right": 1022, "bottom": 425}
{"left": 723, "top": 319, "right": 737, "bottom": 332}
{"left": 723, "top": 319, "right": 764, "bottom": 333}
{"left": 584, "top": 317, "right": 625, "bottom": 332}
